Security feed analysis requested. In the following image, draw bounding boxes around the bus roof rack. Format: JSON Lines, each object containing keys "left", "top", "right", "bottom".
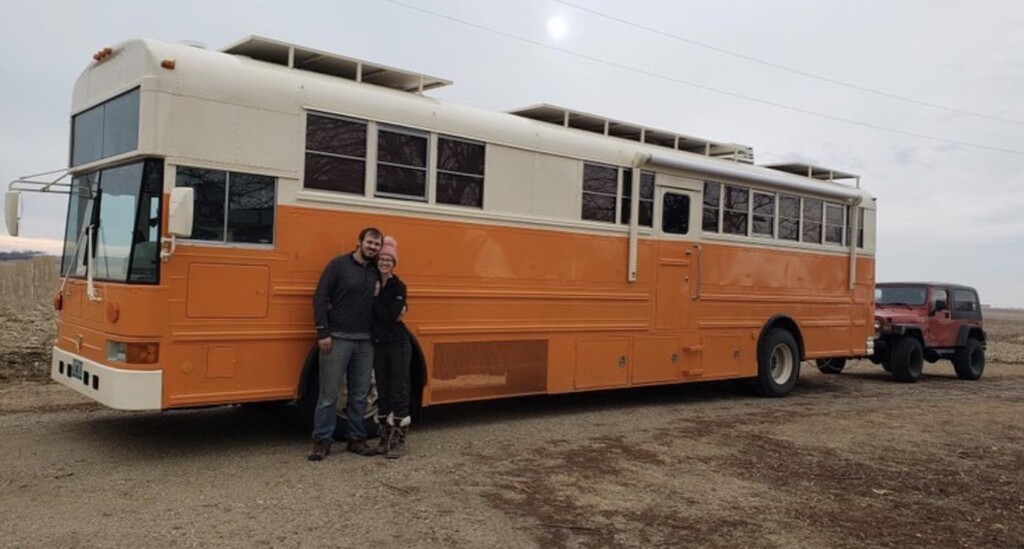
{"left": 763, "top": 163, "right": 859, "bottom": 182}
{"left": 508, "top": 103, "right": 755, "bottom": 164}
{"left": 220, "top": 35, "right": 452, "bottom": 94}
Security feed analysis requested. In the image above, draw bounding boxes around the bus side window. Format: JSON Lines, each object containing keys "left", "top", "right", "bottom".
{"left": 662, "top": 192, "right": 690, "bottom": 235}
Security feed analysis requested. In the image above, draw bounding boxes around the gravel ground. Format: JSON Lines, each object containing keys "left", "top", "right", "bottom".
{"left": 1, "top": 360, "right": 1022, "bottom": 549}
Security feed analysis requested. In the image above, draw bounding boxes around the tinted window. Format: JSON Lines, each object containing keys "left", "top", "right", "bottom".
{"left": 802, "top": 198, "right": 823, "bottom": 243}
{"left": 722, "top": 185, "right": 748, "bottom": 235}
{"left": 228, "top": 173, "right": 275, "bottom": 244}
{"left": 582, "top": 164, "right": 617, "bottom": 223}
{"left": 177, "top": 168, "right": 227, "bottom": 241}
{"left": 377, "top": 126, "right": 427, "bottom": 199}
{"left": 778, "top": 195, "right": 800, "bottom": 241}
{"left": 621, "top": 170, "right": 654, "bottom": 227}
{"left": 825, "top": 203, "right": 844, "bottom": 245}
{"left": 71, "top": 88, "right": 140, "bottom": 166}
{"left": 176, "top": 167, "right": 276, "bottom": 244}
{"left": 876, "top": 286, "right": 927, "bottom": 306}
{"left": 953, "top": 289, "right": 979, "bottom": 312}
{"left": 662, "top": 193, "right": 690, "bottom": 235}
{"left": 752, "top": 192, "right": 774, "bottom": 237}
{"left": 437, "top": 136, "right": 485, "bottom": 208}
{"left": 702, "top": 182, "right": 720, "bottom": 232}
{"left": 304, "top": 113, "right": 366, "bottom": 194}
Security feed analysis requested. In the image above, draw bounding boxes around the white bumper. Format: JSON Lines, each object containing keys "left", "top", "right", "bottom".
{"left": 51, "top": 346, "right": 162, "bottom": 410}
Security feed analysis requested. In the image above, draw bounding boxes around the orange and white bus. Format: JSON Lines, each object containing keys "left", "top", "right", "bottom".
{"left": 6, "top": 36, "right": 875, "bottom": 423}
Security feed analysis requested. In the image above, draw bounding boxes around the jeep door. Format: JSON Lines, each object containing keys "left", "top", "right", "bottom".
{"left": 927, "top": 287, "right": 958, "bottom": 347}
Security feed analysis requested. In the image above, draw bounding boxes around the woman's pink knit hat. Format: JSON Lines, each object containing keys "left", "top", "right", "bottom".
{"left": 379, "top": 236, "right": 398, "bottom": 263}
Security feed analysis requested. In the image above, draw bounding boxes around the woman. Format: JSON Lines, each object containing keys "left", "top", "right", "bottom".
{"left": 372, "top": 236, "right": 412, "bottom": 458}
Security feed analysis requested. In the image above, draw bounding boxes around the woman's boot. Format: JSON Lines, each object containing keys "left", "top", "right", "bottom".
{"left": 386, "top": 416, "right": 410, "bottom": 459}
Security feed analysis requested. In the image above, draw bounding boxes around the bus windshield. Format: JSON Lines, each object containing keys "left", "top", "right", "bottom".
{"left": 61, "top": 159, "right": 163, "bottom": 284}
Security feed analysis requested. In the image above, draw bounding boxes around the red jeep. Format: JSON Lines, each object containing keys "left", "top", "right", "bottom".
{"left": 817, "top": 282, "right": 987, "bottom": 382}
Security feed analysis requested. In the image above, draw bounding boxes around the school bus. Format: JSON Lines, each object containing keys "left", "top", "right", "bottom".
{"left": 6, "top": 36, "right": 875, "bottom": 423}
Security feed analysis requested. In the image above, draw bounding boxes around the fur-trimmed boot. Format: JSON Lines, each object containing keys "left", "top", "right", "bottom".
{"left": 374, "top": 414, "right": 393, "bottom": 455}
{"left": 386, "top": 415, "right": 410, "bottom": 459}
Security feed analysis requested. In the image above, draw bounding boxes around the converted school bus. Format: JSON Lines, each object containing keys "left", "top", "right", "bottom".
{"left": 12, "top": 36, "right": 876, "bottom": 418}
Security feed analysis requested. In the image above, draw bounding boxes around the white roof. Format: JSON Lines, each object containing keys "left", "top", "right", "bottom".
{"left": 220, "top": 35, "right": 452, "bottom": 94}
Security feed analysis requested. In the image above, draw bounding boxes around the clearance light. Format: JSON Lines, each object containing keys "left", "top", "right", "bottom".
{"left": 160, "top": 59, "right": 176, "bottom": 70}
{"left": 107, "top": 341, "right": 160, "bottom": 364}
{"left": 92, "top": 47, "right": 114, "bottom": 62}
{"left": 53, "top": 291, "right": 63, "bottom": 311}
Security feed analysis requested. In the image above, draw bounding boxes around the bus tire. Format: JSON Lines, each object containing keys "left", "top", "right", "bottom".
{"left": 952, "top": 338, "right": 985, "bottom": 381}
{"left": 815, "top": 358, "right": 846, "bottom": 374}
{"left": 890, "top": 337, "right": 923, "bottom": 383}
{"left": 755, "top": 328, "right": 800, "bottom": 397}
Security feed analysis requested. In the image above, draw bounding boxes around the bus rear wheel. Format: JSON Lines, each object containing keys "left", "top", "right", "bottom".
{"left": 755, "top": 328, "right": 800, "bottom": 397}
{"left": 815, "top": 358, "right": 847, "bottom": 374}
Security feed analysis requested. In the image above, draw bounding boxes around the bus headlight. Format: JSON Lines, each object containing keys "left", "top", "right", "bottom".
{"left": 107, "top": 341, "right": 160, "bottom": 364}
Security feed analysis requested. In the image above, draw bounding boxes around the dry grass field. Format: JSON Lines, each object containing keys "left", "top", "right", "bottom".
{"left": 0, "top": 256, "right": 59, "bottom": 383}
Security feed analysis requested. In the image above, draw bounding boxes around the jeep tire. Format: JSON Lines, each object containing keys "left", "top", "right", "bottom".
{"left": 815, "top": 358, "right": 846, "bottom": 374}
{"left": 890, "top": 337, "right": 924, "bottom": 383}
{"left": 952, "top": 338, "right": 985, "bottom": 381}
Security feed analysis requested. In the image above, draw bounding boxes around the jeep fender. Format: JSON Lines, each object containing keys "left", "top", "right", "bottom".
{"left": 956, "top": 326, "right": 986, "bottom": 346}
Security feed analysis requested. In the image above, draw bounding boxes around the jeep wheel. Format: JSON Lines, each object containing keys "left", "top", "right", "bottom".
{"left": 815, "top": 358, "right": 846, "bottom": 374}
{"left": 890, "top": 337, "right": 924, "bottom": 383}
{"left": 755, "top": 328, "right": 800, "bottom": 397}
{"left": 952, "top": 338, "right": 985, "bottom": 381}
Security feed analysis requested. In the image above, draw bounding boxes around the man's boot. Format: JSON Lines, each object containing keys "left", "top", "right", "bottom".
{"left": 386, "top": 416, "right": 410, "bottom": 459}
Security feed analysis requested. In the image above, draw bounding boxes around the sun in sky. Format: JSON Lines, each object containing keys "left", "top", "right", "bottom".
{"left": 547, "top": 16, "right": 568, "bottom": 40}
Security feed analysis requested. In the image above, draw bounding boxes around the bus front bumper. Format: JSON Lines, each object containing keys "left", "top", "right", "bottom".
{"left": 51, "top": 347, "right": 162, "bottom": 410}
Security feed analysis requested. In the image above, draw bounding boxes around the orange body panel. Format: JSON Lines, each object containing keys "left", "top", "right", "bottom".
{"left": 54, "top": 201, "right": 874, "bottom": 409}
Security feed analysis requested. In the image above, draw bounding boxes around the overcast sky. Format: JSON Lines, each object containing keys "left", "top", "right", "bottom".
{"left": 1, "top": 0, "right": 1022, "bottom": 305}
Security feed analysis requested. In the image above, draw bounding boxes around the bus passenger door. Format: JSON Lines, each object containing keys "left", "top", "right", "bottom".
{"left": 653, "top": 188, "right": 695, "bottom": 332}
{"left": 633, "top": 188, "right": 696, "bottom": 384}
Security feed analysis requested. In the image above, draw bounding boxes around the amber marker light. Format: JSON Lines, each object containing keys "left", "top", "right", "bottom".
{"left": 106, "top": 341, "right": 160, "bottom": 364}
{"left": 53, "top": 291, "right": 63, "bottom": 311}
{"left": 161, "top": 59, "right": 176, "bottom": 69}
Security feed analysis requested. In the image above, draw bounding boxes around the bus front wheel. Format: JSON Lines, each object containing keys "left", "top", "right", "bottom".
{"left": 755, "top": 328, "right": 801, "bottom": 397}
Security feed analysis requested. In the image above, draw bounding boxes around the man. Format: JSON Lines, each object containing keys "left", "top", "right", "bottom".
{"left": 308, "top": 227, "right": 382, "bottom": 461}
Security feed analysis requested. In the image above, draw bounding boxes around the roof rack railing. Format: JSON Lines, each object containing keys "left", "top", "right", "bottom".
{"left": 762, "top": 163, "right": 861, "bottom": 188}
{"left": 509, "top": 103, "right": 755, "bottom": 164}
{"left": 220, "top": 35, "right": 452, "bottom": 94}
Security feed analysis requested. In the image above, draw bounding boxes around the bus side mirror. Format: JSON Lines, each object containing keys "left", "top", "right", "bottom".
{"left": 4, "top": 191, "right": 20, "bottom": 237}
{"left": 168, "top": 187, "right": 194, "bottom": 237}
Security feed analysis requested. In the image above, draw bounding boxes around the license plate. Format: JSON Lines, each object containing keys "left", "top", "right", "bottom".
{"left": 71, "top": 359, "right": 83, "bottom": 380}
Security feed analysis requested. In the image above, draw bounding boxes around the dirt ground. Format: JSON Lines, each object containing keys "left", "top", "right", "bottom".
{"left": 2, "top": 289, "right": 1023, "bottom": 547}
{"left": 1, "top": 360, "right": 1023, "bottom": 547}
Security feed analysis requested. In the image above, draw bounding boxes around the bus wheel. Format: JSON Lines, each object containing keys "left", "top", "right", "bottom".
{"left": 890, "top": 337, "right": 923, "bottom": 383}
{"left": 755, "top": 328, "right": 800, "bottom": 397}
{"left": 815, "top": 358, "right": 846, "bottom": 374}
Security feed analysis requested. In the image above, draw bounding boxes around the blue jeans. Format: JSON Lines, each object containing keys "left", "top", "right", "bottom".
{"left": 312, "top": 338, "right": 373, "bottom": 442}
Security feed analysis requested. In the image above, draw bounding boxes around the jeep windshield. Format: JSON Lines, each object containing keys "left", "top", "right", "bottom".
{"left": 60, "top": 159, "right": 163, "bottom": 284}
{"left": 876, "top": 286, "right": 927, "bottom": 307}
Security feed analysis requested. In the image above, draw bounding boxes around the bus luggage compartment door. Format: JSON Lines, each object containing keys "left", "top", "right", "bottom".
{"left": 574, "top": 338, "right": 629, "bottom": 389}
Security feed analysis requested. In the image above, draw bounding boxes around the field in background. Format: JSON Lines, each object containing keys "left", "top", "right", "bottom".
{"left": 1, "top": 255, "right": 1023, "bottom": 382}
{"left": 0, "top": 256, "right": 59, "bottom": 382}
